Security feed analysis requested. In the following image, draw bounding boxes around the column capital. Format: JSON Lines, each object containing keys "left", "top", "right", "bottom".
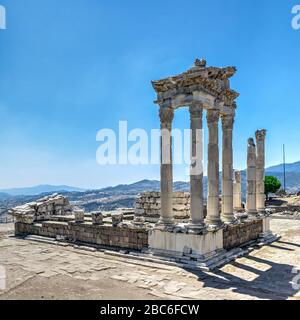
{"left": 234, "top": 170, "right": 241, "bottom": 183}
{"left": 255, "top": 129, "right": 267, "bottom": 141}
{"left": 189, "top": 104, "right": 203, "bottom": 118}
{"left": 206, "top": 109, "right": 220, "bottom": 125}
{"left": 159, "top": 107, "right": 174, "bottom": 124}
{"left": 248, "top": 137, "right": 256, "bottom": 148}
{"left": 221, "top": 113, "right": 235, "bottom": 129}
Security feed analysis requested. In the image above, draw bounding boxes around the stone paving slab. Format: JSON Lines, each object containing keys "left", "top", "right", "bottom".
{"left": 0, "top": 219, "right": 300, "bottom": 300}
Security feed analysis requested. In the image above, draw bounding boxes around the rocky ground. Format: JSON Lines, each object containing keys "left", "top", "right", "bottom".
{"left": 0, "top": 218, "right": 300, "bottom": 300}
{"left": 267, "top": 195, "right": 300, "bottom": 218}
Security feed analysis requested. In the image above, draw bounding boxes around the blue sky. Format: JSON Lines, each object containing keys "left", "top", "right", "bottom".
{"left": 0, "top": 0, "right": 299, "bottom": 189}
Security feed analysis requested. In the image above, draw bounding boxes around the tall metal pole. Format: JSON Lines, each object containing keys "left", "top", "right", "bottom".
{"left": 283, "top": 144, "right": 286, "bottom": 192}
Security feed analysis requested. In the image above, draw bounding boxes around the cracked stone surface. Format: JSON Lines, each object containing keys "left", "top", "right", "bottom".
{"left": 0, "top": 219, "right": 300, "bottom": 300}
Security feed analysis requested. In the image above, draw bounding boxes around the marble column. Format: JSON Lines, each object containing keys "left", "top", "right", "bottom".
{"left": 221, "top": 113, "right": 235, "bottom": 223}
{"left": 188, "top": 103, "right": 205, "bottom": 230}
{"left": 246, "top": 138, "right": 258, "bottom": 217}
{"left": 233, "top": 171, "right": 243, "bottom": 211}
{"left": 157, "top": 107, "right": 174, "bottom": 226}
{"left": 205, "top": 110, "right": 221, "bottom": 227}
{"left": 256, "top": 130, "right": 267, "bottom": 214}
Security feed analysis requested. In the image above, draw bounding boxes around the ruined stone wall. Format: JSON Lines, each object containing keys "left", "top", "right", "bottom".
{"left": 223, "top": 219, "right": 263, "bottom": 250}
{"left": 10, "top": 194, "right": 72, "bottom": 224}
{"left": 135, "top": 192, "right": 190, "bottom": 222}
{"left": 15, "top": 221, "right": 148, "bottom": 251}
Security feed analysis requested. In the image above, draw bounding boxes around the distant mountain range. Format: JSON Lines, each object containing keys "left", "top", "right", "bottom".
{"left": 0, "top": 161, "right": 299, "bottom": 215}
{"left": 266, "top": 160, "right": 300, "bottom": 173}
{"left": 0, "top": 185, "right": 85, "bottom": 196}
{"left": 1, "top": 161, "right": 300, "bottom": 197}
{"left": 265, "top": 160, "right": 300, "bottom": 193}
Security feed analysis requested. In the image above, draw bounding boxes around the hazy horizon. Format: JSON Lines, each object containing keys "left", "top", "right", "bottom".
{"left": 1, "top": 0, "right": 300, "bottom": 189}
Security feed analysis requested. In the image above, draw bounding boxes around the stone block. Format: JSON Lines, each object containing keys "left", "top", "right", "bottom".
{"left": 112, "top": 213, "right": 123, "bottom": 227}
{"left": 91, "top": 211, "right": 104, "bottom": 225}
{"left": 74, "top": 209, "right": 85, "bottom": 223}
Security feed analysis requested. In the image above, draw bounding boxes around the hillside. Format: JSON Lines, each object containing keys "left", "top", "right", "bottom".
{"left": 1, "top": 161, "right": 300, "bottom": 216}
{"left": 0, "top": 185, "right": 85, "bottom": 196}
{"left": 266, "top": 161, "right": 300, "bottom": 173}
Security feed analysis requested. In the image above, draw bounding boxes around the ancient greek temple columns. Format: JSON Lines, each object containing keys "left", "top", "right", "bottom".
{"left": 233, "top": 171, "right": 243, "bottom": 211}
{"left": 151, "top": 59, "right": 239, "bottom": 230}
{"left": 256, "top": 130, "right": 267, "bottom": 214}
{"left": 246, "top": 138, "right": 258, "bottom": 217}
{"left": 158, "top": 107, "right": 175, "bottom": 226}
{"left": 205, "top": 109, "right": 221, "bottom": 227}
{"left": 221, "top": 113, "right": 235, "bottom": 223}
{"left": 188, "top": 103, "right": 205, "bottom": 230}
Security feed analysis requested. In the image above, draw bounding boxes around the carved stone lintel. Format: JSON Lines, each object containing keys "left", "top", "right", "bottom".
{"left": 206, "top": 109, "right": 219, "bottom": 125}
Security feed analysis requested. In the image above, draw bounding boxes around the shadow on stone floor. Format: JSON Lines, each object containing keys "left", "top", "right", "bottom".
{"left": 277, "top": 240, "right": 300, "bottom": 248}
{"left": 181, "top": 255, "right": 299, "bottom": 300}
{"left": 267, "top": 199, "right": 288, "bottom": 206}
{"left": 266, "top": 244, "right": 295, "bottom": 251}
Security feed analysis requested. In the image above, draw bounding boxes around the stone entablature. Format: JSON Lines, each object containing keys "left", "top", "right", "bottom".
{"left": 134, "top": 192, "right": 191, "bottom": 222}
{"left": 10, "top": 194, "right": 72, "bottom": 224}
{"left": 152, "top": 59, "right": 239, "bottom": 110}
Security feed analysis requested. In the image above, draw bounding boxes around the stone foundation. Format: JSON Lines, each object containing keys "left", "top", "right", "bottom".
{"left": 11, "top": 194, "right": 277, "bottom": 271}
{"left": 149, "top": 228, "right": 223, "bottom": 258}
{"left": 134, "top": 192, "right": 191, "bottom": 222}
{"left": 223, "top": 219, "right": 263, "bottom": 250}
{"left": 149, "top": 218, "right": 266, "bottom": 257}
{"left": 15, "top": 220, "right": 148, "bottom": 251}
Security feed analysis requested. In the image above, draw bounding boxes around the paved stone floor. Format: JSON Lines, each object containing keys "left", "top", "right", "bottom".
{"left": 0, "top": 219, "right": 300, "bottom": 300}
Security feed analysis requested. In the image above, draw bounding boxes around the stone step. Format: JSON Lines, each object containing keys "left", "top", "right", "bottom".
{"left": 24, "top": 235, "right": 57, "bottom": 244}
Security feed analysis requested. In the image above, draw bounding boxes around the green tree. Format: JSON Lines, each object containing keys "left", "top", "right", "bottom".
{"left": 264, "top": 176, "right": 281, "bottom": 200}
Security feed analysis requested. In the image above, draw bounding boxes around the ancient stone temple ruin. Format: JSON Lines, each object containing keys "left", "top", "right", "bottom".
{"left": 147, "top": 59, "right": 275, "bottom": 262}
{"left": 12, "top": 59, "right": 278, "bottom": 270}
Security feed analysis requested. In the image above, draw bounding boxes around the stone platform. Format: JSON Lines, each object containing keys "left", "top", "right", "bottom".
{"left": 146, "top": 216, "right": 278, "bottom": 270}
{"left": 14, "top": 212, "right": 278, "bottom": 271}
{"left": 15, "top": 220, "right": 149, "bottom": 251}
{"left": 1, "top": 218, "right": 298, "bottom": 300}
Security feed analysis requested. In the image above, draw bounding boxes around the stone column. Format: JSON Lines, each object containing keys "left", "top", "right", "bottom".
{"left": 205, "top": 110, "right": 221, "bottom": 228}
{"left": 246, "top": 138, "right": 258, "bottom": 217}
{"left": 221, "top": 113, "right": 235, "bottom": 223}
{"left": 256, "top": 130, "right": 267, "bottom": 214}
{"left": 233, "top": 171, "right": 243, "bottom": 211}
{"left": 188, "top": 103, "right": 205, "bottom": 230}
{"left": 157, "top": 107, "right": 174, "bottom": 226}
